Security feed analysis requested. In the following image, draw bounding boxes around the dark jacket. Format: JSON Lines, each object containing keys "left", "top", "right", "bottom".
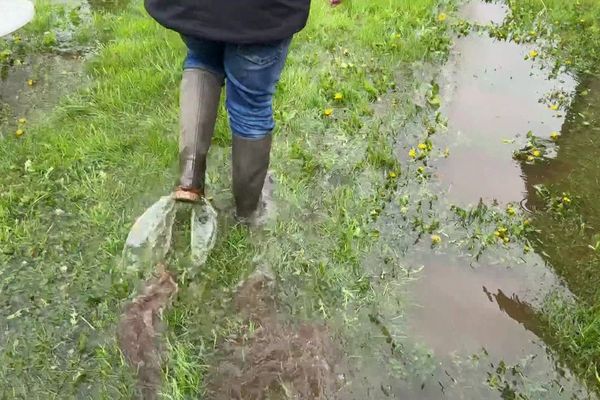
{"left": 144, "top": 0, "right": 311, "bottom": 44}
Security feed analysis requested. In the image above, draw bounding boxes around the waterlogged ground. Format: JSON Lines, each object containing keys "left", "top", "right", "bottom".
{"left": 1, "top": 0, "right": 600, "bottom": 399}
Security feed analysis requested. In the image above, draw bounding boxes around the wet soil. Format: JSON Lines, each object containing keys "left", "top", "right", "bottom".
{"left": 0, "top": 54, "right": 83, "bottom": 137}
{"left": 207, "top": 269, "right": 340, "bottom": 400}
{"left": 117, "top": 265, "right": 178, "bottom": 400}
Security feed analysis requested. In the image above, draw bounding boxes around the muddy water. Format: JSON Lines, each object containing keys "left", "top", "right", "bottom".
{"left": 0, "top": 55, "right": 83, "bottom": 137}
{"left": 362, "top": 1, "right": 597, "bottom": 399}
{"left": 436, "top": 1, "right": 577, "bottom": 205}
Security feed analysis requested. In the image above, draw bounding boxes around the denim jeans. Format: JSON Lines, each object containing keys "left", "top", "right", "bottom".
{"left": 181, "top": 35, "right": 292, "bottom": 139}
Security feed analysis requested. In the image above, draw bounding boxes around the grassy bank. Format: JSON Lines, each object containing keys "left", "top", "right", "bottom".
{"left": 507, "top": 0, "right": 600, "bottom": 74}
{"left": 0, "top": 0, "right": 453, "bottom": 397}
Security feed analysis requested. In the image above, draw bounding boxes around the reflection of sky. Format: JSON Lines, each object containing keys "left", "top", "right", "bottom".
{"left": 0, "top": 0, "right": 34, "bottom": 37}
{"left": 435, "top": 1, "right": 576, "bottom": 205}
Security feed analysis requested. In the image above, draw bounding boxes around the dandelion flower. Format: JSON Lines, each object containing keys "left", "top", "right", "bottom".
{"left": 324, "top": 108, "right": 334, "bottom": 117}
{"left": 409, "top": 148, "right": 417, "bottom": 158}
{"left": 431, "top": 234, "right": 442, "bottom": 245}
{"left": 437, "top": 13, "right": 447, "bottom": 22}
{"left": 528, "top": 50, "right": 539, "bottom": 59}
{"left": 550, "top": 131, "right": 560, "bottom": 141}
{"left": 334, "top": 92, "right": 343, "bottom": 101}
{"left": 532, "top": 149, "right": 541, "bottom": 157}
{"left": 15, "top": 129, "right": 24, "bottom": 137}
{"left": 418, "top": 143, "right": 428, "bottom": 150}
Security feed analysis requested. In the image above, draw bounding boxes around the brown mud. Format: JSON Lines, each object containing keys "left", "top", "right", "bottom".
{"left": 207, "top": 269, "right": 340, "bottom": 400}
{"left": 117, "top": 264, "right": 178, "bottom": 400}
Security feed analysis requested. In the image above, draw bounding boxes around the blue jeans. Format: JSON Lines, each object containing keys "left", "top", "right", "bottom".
{"left": 182, "top": 35, "right": 292, "bottom": 139}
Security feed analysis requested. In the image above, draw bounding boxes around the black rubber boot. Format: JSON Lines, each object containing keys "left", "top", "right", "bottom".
{"left": 232, "top": 133, "right": 273, "bottom": 223}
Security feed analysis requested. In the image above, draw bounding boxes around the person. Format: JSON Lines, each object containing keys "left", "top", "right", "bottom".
{"left": 143, "top": 0, "right": 311, "bottom": 223}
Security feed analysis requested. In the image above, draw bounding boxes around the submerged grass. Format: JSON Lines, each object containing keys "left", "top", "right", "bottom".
{"left": 0, "top": 0, "right": 455, "bottom": 397}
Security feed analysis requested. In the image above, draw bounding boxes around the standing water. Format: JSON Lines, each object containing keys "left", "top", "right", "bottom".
{"left": 436, "top": 1, "right": 577, "bottom": 205}
{"left": 342, "top": 1, "right": 597, "bottom": 399}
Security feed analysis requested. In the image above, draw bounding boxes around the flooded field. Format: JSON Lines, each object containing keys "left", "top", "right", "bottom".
{"left": 1, "top": 0, "right": 599, "bottom": 398}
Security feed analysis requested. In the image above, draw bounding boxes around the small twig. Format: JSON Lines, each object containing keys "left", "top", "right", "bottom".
{"left": 80, "top": 316, "right": 96, "bottom": 330}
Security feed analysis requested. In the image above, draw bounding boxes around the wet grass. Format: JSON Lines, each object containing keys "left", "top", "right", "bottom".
{"left": 0, "top": 0, "right": 456, "bottom": 397}
{"left": 495, "top": 0, "right": 600, "bottom": 391}
{"left": 507, "top": 0, "right": 600, "bottom": 75}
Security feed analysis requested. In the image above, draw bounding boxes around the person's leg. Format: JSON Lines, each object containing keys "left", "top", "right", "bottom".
{"left": 175, "top": 36, "right": 225, "bottom": 202}
{"left": 223, "top": 38, "right": 292, "bottom": 220}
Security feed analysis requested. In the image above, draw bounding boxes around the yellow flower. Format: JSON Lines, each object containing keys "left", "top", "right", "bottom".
{"left": 532, "top": 149, "right": 541, "bottom": 157}
{"left": 550, "top": 104, "right": 559, "bottom": 111}
{"left": 503, "top": 237, "right": 510, "bottom": 244}
{"left": 431, "top": 234, "right": 442, "bottom": 245}
{"left": 418, "top": 143, "right": 428, "bottom": 150}
{"left": 528, "top": 50, "right": 539, "bottom": 59}
{"left": 388, "top": 171, "right": 397, "bottom": 178}
{"left": 527, "top": 155, "right": 535, "bottom": 162}
{"left": 550, "top": 131, "right": 560, "bottom": 141}
{"left": 408, "top": 148, "right": 417, "bottom": 158}
{"left": 562, "top": 196, "right": 571, "bottom": 204}
{"left": 18, "top": 118, "right": 27, "bottom": 124}
{"left": 494, "top": 230, "right": 501, "bottom": 237}
{"left": 15, "top": 129, "right": 24, "bottom": 137}
{"left": 27, "top": 79, "right": 34, "bottom": 86}
{"left": 437, "top": 13, "right": 447, "bottom": 22}
{"left": 324, "top": 108, "right": 334, "bottom": 117}
{"left": 334, "top": 92, "right": 343, "bottom": 101}
{"left": 506, "top": 207, "right": 516, "bottom": 216}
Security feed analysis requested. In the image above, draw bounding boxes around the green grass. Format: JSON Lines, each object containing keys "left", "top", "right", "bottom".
{"left": 0, "top": 0, "right": 454, "bottom": 397}
{"left": 5, "top": 0, "right": 598, "bottom": 397}
{"left": 507, "top": 0, "right": 600, "bottom": 74}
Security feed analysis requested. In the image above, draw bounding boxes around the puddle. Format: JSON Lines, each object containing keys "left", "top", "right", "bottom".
{"left": 406, "top": 253, "right": 552, "bottom": 359}
{"left": 350, "top": 1, "right": 598, "bottom": 398}
{"left": 436, "top": 0, "right": 577, "bottom": 205}
{"left": 0, "top": 54, "right": 83, "bottom": 137}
